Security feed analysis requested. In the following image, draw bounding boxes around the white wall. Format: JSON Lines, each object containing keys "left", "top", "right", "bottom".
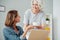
{"left": 0, "top": 0, "right": 53, "bottom": 40}
{"left": 53, "top": 0, "right": 60, "bottom": 40}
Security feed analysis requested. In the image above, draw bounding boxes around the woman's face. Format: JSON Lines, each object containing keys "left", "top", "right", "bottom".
{"left": 14, "top": 15, "right": 20, "bottom": 23}
{"left": 32, "top": 1, "right": 40, "bottom": 11}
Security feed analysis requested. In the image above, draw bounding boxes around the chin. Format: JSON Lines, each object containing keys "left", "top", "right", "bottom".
{"left": 18, "top": 20, "right": 20, "bottom": 22}
{"left": 17, "top": 21, "right": 20, "bottom": 23}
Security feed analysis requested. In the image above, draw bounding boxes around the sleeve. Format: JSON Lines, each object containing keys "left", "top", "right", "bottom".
{"left": 20, "top": 35, "right": 27, "bottom": 40}
{"left": 23, "top": 10, "right": 29, "bottom": 25}
{"left": 3, "top": 28, "right": 20, "bottom": 40}
{"left": 19, "top": 26, "right": 27, "bottom": 40}
{"left": 41, "top": 15, "right": 46, "bottom": 27}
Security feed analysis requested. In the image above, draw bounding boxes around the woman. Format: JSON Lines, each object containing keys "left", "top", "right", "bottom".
{"left": 3, "top": 10, "right": 29, "bottom": 40}
{"left": 23, "top": 0, "right": 46, "bottom": 39}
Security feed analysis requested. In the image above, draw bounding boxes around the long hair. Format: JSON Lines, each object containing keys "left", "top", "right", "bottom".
{"left": 5, "top": 10, "right": 18, "bottom": 27}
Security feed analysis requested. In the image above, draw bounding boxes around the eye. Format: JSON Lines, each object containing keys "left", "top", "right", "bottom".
{"left": 32, "top": 4, "right": 34, "bottom": 5}
{"left": 32, "top": 4, "right": 38, "bottom": 6}
{"left": 35, "top": 4, "right": 38, "bottom": 6}
{"left": 18, "top": 16, "right": 20, "bottom": 18}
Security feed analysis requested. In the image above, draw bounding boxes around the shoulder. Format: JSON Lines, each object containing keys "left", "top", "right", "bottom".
{"left": 25, "top": 9, "right": 31, "bottom": 15}
{"left": 40, "top": 11, "right": 46, "bottom": 17}
{"left": 25, "top": 9, "right": 31, "bottom": 13}
{"left": 3, "top": 27, "right": 11, "bottom": 34}
{"left": 3, "top": 27, "right": 10, "bottom": 31}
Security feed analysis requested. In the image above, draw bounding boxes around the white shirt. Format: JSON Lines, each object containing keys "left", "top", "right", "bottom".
{"left": 23, "top": 9, "right": 46, "bottom": 39}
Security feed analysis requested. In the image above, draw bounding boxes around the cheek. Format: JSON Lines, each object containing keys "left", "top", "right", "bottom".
{"left": 17, "top": 18, "right": 20, "bottom": 22}
{"left": 32, "top": 5, "right": 39, "bottom": 9}
{"left": 32, "top": 5, "right": 35, "bottom": 8}
{"left": 36, "top": 6, "right": 39, "bottom": 8}
{"left": 15, "top": 17, "right": 20, "bottom": 22}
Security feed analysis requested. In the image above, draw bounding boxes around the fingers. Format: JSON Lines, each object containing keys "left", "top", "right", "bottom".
{"left": 27, "top": 25, "right": 34, "bottom": 30}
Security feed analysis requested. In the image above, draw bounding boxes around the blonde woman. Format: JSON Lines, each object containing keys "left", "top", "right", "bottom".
{"left": 23, "top": 0, "right": 45, "bottom": 39}
{"left": 3, "top": 10, "right": 29, "bottom": 40}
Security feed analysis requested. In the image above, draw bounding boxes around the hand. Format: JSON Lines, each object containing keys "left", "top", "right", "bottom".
{"left": 26, "top": 25, "right": 34, "bottom": 31}
{"left": 22, "top": 25, "right": 34, "bottom": 38}
{"left": 36, "top": 26, "right": 44, "bottom": 29}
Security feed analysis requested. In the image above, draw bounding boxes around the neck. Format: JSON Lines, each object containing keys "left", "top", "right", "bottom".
{"left": 13, "top": 22, "right": 16, "bottom": 29}
{"left": 13, "top": 22, "right": 18, "bottom": 32}
{"left": 32, "top": 9, "right": 40, "bottom": 14}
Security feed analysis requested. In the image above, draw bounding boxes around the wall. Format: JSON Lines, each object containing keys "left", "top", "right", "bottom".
{"left": 53, "top": 0, "right": 60, "bottom": 40}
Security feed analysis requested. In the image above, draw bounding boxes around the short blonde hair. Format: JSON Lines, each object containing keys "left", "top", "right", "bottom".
{"left": 5, "top": 10, "right": 18, "bottom": 27}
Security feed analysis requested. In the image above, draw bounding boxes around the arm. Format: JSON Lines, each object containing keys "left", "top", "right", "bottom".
{"left": 21, "top": 24, "right": 34, "bottom": 39}
{"left": 35, "top": 26, "right": 44, "bottom": 29}
{"left": 19, "top": 27, "right": 27, "bottom": 40}
{"left": 24, "top": 24, "right": 34, "bottom": 31}
{"left": 19, "top": 25, "right": 34, "bottom": 40}
{"left": 23, "top": 10, "right": 34, "bottom": 32}
{"left": 36, "top": 16, "right": 46, "bottom": 29}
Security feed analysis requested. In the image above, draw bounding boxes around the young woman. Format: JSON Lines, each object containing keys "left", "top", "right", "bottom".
{"left": 3, "top": 10, "right": 29, "bottom": 40}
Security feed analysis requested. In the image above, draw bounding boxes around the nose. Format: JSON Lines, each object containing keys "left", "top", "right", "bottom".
{"left": 19, "top": 16, "right": 21, "bottom": 18}
{"left": 18, "top": 15, "right": 21, "bottom": 18}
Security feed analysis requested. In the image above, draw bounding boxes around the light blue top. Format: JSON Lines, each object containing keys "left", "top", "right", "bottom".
{"left": 3, "top": 26, "right": 27, "bottom": 40}
{"left": 23, "top": 9, "right": 46, "bottom": 39}
{"left": 23, "top": 9, "right": 46, "bottom": 25}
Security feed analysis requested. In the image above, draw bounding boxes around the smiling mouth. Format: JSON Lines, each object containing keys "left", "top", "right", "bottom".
{"left": 33, "top": 7, "right": 37, "bottom": 9}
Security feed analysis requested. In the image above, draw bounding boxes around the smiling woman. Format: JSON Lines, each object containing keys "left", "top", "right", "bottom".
{"left": 23, "top": 0, "right": 46, "bottom": 39}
